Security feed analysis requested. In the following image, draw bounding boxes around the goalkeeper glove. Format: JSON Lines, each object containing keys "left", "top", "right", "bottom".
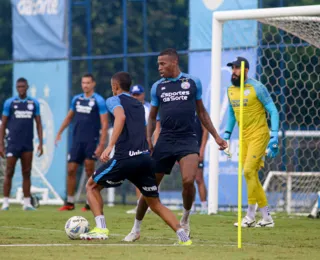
{"left": 266, "top": 131, "right": 279, "bottom": 158}
{"left": 223, "top": 132, "right": 232, "bottom": 159}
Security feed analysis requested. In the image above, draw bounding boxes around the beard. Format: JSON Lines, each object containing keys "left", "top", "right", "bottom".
{"left": 231, "top": 74, "right": 241, "bottom": 86}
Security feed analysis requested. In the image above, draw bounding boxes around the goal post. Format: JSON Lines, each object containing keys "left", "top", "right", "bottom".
{"left": 209, "top": 5, "right": 320, "bottom": 214}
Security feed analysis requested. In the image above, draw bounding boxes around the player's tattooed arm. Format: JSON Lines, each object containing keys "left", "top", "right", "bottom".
{"left": 147, "top": 106, "right": 159, "bottom": 151}
{"left": 0, "top": 115, "right": 8, "bottom": 158}
{"left": 196, "top": 100, "right": 227, "bottom": 150}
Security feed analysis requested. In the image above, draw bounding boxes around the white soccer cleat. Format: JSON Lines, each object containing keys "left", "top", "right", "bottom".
{"left": 122, "top": 231, "right": 140, "bottom": 242}
{"left": 80, "top": 227, "right": 109, "bottom": 240}
{"left": 180, "top": 220, "right": 190, "bottom": 238}
{"left": 255, "top": 219, "right": 275, "bottom": 228}
{"left": 126, "top": 207, "right": 137, "bottom": 214}
{"left": 234, "top": 216, "right": 256, "bottom": 228}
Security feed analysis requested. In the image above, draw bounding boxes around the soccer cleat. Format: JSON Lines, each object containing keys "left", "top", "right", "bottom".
{"left": 1, "top": 206, "right": 9, "bottom": 211}
{"left": 234, "top": 216, "right": 256, "bottom": 227}
{"left": 126, "top": 207, "right": 137, "bottom": 214}
{"left": 81, "top": 204, "right": 90, "bottom": 212}
{"left": 255, "top": 219, "right": 275, "bottom": 228}
{"left": 180, "top": 220, "right": 190, "bottom": 238}
{"left": 58, "top": 203, "right": 75, "bottom": 211}
{"left": 80, "top": 227, "right": 109, "bottom": 240}
{"left": 200, "top": 209, "right": 208, "bottom": 215}
{"left": 177, "top": 239, "right": 193, "bottom": 246}
{"left": 122, "top": 231, "right": 140, "bottom": 242}
{"left": 23, "top": 205, "right": 36, "bottom": 211}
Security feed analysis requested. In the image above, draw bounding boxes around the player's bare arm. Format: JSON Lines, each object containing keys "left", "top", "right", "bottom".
{"left": 55, "top": 110, "right": 75, "bottom": 145}
{"left": 35, "top": 115, "right": 43, "bottom": 157}
{"left": 0, "top": 115, "right": 8, "bottom": 158}
{"left": 100, "top": 107, "right": 125, "bottom": 162}
{"left": 95, "top": 113, "right": 108, "bottom": 157}
{"left": 195, "top": 99, "right": 227, "bottom": 150}
{"left": 199, "top": 124, "right": 209, "bottom": 162}
{"left": 147, "top": 105, "right": 159, "bottom": 151}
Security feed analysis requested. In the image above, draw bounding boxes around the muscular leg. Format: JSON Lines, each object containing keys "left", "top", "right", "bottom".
{"left": 67, "top": 162, "right": 79, "bottom": 198}
{"left": 86, "top": 177, "right": 104, "bottom": 216}
{"left": 20, "top": 152, "right": 33, "bottom": 198}
{"left": 195, "top": 167, "right": 207, "bottom": 212}
{"left": 2, "top": 156, "right": 18, "bottom": 208}
{"left": 84, "top": 159, "right": 95, "bottom": 178}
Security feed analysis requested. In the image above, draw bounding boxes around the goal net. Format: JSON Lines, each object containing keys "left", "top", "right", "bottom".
{"left": 209, "top": 6, "right": 320, "bottom": 215}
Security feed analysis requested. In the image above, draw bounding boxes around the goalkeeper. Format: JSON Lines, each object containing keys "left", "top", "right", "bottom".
{"left": 224, "top": 57, "right": 279, "bottom": 228}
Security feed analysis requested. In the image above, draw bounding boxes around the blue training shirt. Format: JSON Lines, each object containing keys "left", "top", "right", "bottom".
{"left": 151, "top": 72, "right": 202, "bottom": 138}
{"left": 70, "top": 93, "right": 107, "bottom": 142}
{"left": 2, "top": 96, "right": 40, "bottom": 145}
{"left": 106, "top": 93, "right": 148, "bottom": 160}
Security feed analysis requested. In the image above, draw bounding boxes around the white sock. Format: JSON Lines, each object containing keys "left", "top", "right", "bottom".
{"left": 95, "top": 215, "right": 107, "bottom": 229}
{"left": 181, "top": 208, "right": 191, "bottom": 224}
{"left": 24, "top": 197, "right": 31, "bottom": 206}
{"left": 176, "top": 228, "right": 189, "bottom": 242}
{"left": 2, "top": 197, "right": 9, "bottom": 207}
{"left": 86, "top": 199, "right": 89, "bottom": 205}
{"left": 201, "top": 201, "right": 208, "bottom": 210}
{"left": 67, "top": 196, "right": 74, "bottom": 204}
{"left": 260, "top": 206, "right": 272, "bottom": 221}
{"left": 132, "top": 219, "right": 142, "bottom": 233}
{"left": 247, "top": 204, "right": 256, "bottom": 219}
{"left": 191, "top": 203, "right": 196, "bottom": 212}
{"left": 136, "top": 199, "right": 139, "bottom": 206}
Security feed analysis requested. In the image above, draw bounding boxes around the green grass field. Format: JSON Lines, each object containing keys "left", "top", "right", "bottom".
{"left": 0, "top": 204, "right": 319, "bottom": 260}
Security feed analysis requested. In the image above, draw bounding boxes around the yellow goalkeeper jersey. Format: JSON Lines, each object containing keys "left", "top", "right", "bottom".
{"left": 227, "top": 78, "right": 273, "bottom": 139}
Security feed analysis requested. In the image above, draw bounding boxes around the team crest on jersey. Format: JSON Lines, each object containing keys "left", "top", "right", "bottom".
{"left": 27, "top": 104, "right": 34, "bottom": 110}
{"left": 244, "top": 89, "right": 250, "bottom": 96}
{"left": 88, "top": 100, "right": 95, "bottom": 107}
{"left": 76, "top": 101, "right": 80, "bottom": 105}
{"left": 181, "top": 81, "right": 190, "bottom": 90}
{"left": 14, "top": 105, "right": 18, "bottom": 109}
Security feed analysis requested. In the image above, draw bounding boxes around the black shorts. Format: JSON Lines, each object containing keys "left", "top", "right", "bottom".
{"left": 92, "top": 154, "right": 159, "bottom": 198}
{"left": 152, "top": 136, "right": 199, "bottom": 175}
{"left": 68, "top": 141, "right": 97, "bottom": 164}
{"left": 6, "top": 142, "right": 33, "bottom": 158}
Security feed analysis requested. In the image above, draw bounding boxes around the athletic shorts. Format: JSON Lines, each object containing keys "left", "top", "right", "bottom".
{"left": 68, "top": 141, "right": 97, "bottom": 164}
{"left": 152, "top": 135, "right": 199, "bottom": 175}
{"left": 92, "top": 154, "right": 159, "bottom": 198}
{"left": 6, "top": 143, "right": 33, "bottom": 158}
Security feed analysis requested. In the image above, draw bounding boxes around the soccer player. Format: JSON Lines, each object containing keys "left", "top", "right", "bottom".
{"left": 0, "top": 78, "right": 43, "bottom": 211}
{"left": 126, "top": 84, "right": 151, "bottom": 214}
{"left": 123, "top": 48, "right": 227, "bottom": 242}
{"left": 224, "top": 57, "right": 279, "bottom": 228}
{"left": 193, "top": 115, "right": 209, "bottom": 214}
{"left": 79, "top": 72, "right": 192, "bottom": 245}
{"left": 55, "top": 73, "right": 108, "bottom": 211}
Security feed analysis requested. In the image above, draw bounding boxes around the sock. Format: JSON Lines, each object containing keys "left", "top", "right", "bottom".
{"left": 95, "top": 215, "right": 107, "bottom": 229}
{"left": 67, "top": 196, "right": 74, "bottom": 204}
{"left": 136, "top": 199, "right": 139, "bottom": 206}
{"left": 246, "top": 204, "right": 256, "bottom": 219}
{"left": 191, "top": 203, "right": 196, "bottom": 212}
{"left": 24, "top": 197, "right": 31, "bottom": 206}
{"left": 260, "top": 206, "right": 272, "bottom": 221}
{"left": 181, "top": 208, "right": 191, "bottom": 224}
{"left": 201, "top": 201, "right": 208, "bottom": 211}
{"left": 132, "top": 219, "right": 142, "bottom": 233}
{"left": 86, "top": 200, "right": 89, "bottom": 206}
{"left": 3, "top": 197, "right": 9, "bottom": 207}
{"left": 176, "top": 228, "right": 189, "bottom": 242}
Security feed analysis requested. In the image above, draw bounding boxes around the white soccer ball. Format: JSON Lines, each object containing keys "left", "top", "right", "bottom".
{"left": 65, "top": 216, "right": 90, "bottom": 240}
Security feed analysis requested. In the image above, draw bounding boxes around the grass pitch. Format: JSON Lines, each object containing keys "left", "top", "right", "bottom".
{"left": 0, "top": 204, "right": 319, "bottom": 260}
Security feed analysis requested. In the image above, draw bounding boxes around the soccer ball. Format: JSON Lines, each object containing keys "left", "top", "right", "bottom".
{"left": 65, "top": 216, "right": 90, "bottom": 240}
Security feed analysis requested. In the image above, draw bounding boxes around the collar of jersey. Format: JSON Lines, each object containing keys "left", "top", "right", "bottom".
{"left": 117, "top": 92, "right": 131, "bottom": 97}
{"left": 165, "top": 72, "right": 183, "bottom": 82}
{"left": 15, "top": 96, "right": 30, "bottom": 102}
{"left": 81, "top": 93, "right": 96, "bottom": 100}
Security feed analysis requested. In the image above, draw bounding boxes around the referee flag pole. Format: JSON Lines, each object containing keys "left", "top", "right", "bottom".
{"left": 238, "top": 61, "right": 245, "bottom": 249}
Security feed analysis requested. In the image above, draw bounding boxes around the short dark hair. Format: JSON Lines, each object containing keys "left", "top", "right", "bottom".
{"left": 16, "top": 77, "right": 28, "bottom": 86}
{"left": 159, "top": 48, "right": 179, "bottom": 62}
{"left": 112, "top": 72, "right": 132, "bottom": 92}
{"left": 82, "top": 73, "right": 95, "bottom": 82}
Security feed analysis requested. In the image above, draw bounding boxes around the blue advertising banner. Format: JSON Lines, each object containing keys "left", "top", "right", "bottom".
{"left": 12, "top": 61, "right": 68, "bottom": 202}
{"left": 12, "top": 0, "right": 67, "bottom": 60}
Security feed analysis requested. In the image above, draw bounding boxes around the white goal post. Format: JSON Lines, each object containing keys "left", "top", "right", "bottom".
{"left": 208, "top": 5, "right": 320, "bottom": 214}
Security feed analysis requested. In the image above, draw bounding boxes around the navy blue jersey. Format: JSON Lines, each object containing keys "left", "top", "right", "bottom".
{"left": 151, "top": 72, "right": 202, "bottom": 138}
{"left": 2, "top": 96, "right": 40, "bottom": 145}
{"left": 70, "top": 93, "right": 107, "bottom": 142}
{"left": 194, "top": 115, "right": 203, "bottom": 146}
{"left": 106, "top": 93, "right": 148, "bottom": 160}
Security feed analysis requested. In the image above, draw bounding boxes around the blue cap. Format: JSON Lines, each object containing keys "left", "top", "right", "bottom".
{"left": 130, "top": 85, "right": 144, "bottom": 95}
{"left": 227, "top": 57, "right": 249, "bottom": 69}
